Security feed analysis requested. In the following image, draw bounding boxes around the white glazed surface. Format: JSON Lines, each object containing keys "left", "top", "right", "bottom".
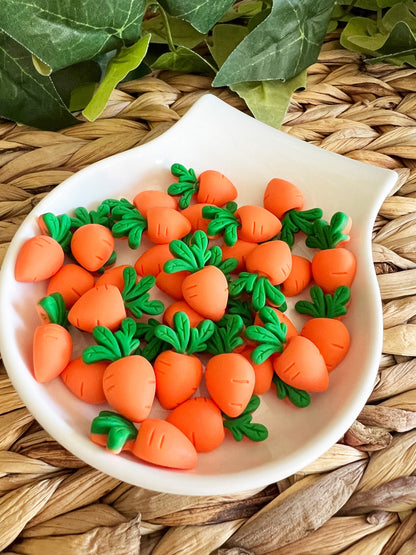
{"left": 0, "top": 95, "right": 397, "bottom": 495}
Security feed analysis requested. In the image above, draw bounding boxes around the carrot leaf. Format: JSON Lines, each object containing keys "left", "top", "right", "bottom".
{"left": 70, "top": 205, "right": 113, "bottom": 230}
{"left": 83, "top": 317, "right": 140, "bottom": 363}
{"left": 188, "top": 319, "right": 215, "bottom": 354}
{"left": 272, "top": 375, "right": 311, "bottom": 408}
{"left": 37, "top": 292, "right": 68, "bottom": 328}
{"left": 154, "top": 311, "right": 214, "bottom": 354}
{"left": 295, "top": 285, "right": 350, "bottom": 318}
{"left": 245, "top": 311, "right": 286, "bottom": 363}
{"left": 40, "top": 213, "right": 72, "bottom": 252}
{"left": 111, "top": 205, "right": 148, "bottom": 249}
{"left": 202, "top": 202, "right": 241, "bottom": 246}
{"left": 280, "top": 208, "right": 323, "bottom": 248}
{"left": 230, "top": 273, "right": 285, "bottom": 312}
{"left": 258, "top": 307, "right": 288, "bottom": 343}
{"left": 121, "top": 268, "right": 164, "bottom": 318}
{"left": 227, "top": 299, "right": 255, "bottom": 327}
{"left": 305, "top": 211, "right": 349, "bottom": 250}
{"left": 90, "top": 411, "right": 138, "bottom": 453}
{"left": 135, "top": 318, "right": 169, "bottom": 362}
{"left": 223, "top": 395, "right": 268, "bottom": 442}
{"left": 206, "top": 314, "right": 244, "bottom": 354}
{"left": 165, "top": 231, "right": 211, "bottom": 273}
{"left": 168, "top": 163, "right": 199, "bottom": 209}
{"left": 208, "top": 245, "right": 238, "bottom": 280}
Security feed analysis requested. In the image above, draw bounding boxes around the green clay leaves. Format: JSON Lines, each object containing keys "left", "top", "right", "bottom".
{"left": 208, "top": 245, "right": 238, "bottom": 280}
{"left": 37, "top": 292, "right": 68, "bottom": 328}
{"left": 245, "top": 307, "right": 287, "bottom": 364}
{"left": 83, "top": 317, "right": 141, "bottom": 363}
{"left": 229, "top": 272, "right": 286, "bottom": 312}
{"left": 121, "top": 267, "right": 164, "bottom": 318}
{"left": 227, "top": 299, "right": 255, "bottom": 327}
{"left": 206, "top": 314, "right": 244, "bottom": 355}
{"left": 280, "top": 208, "right": 323, "bottom": 248}
{"left": 202, "top": 202, "right": 241, "bottom": 246}
{"left": 164, "top": 230, "right": 211, "bottom": 273}
{"left": 306, "top": 212, "right": 350, "bottom": 250}
{"left": 168, "top": 163, "right": 199, "bottom": 209}
{"left": 135, "top": 318, "right": 169, "bottom": 362}
{"left": 70, "top": 204, "right": 114, "bottom": 230}
{"left": 106, "top": 198, "right": 148, "bottom": 249}
{"left": 154, "top": 311, "right": 215, "bottom": 355}
{"left": 223, "top": 395, "right": 268, "bottom": 442}
{"left": 295, "top": 285, "right": 351, "bottom": 319}
{"left": 40, "top": 213, "right": 72, "bottom": 252}
{"left": 273, "top": 375, "right": 311, "bottom": 408}
{"left": 90, "top": 411, "right": 138, "bottom": 453}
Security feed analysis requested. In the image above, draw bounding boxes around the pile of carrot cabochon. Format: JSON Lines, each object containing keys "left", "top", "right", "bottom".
{"left": 14, "top": 165, "right": 357, "bottom": 471}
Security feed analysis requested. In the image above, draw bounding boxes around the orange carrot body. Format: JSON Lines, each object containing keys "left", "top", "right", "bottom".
{"left": 135, "top": 244, "right": 174, "bottom": 277}
{"left": 166, "top": 397, "right": 225, "bottom": 452}
{"left": 33, "top": 324, "right": 72, "bottom": 383}
{"left": 47, "top": 264, "right": 95, "bottom": 308}
{"left": 205, "top": 353, "right": 255, "bottom": 417}
{"left": 221, "top": 240, "right": 257, "bottom": 273}
{"left": 273, "top": 336, "right": 328, "bottom": 392}
{"left": 156, "top": 270, "right": 189, "bottom": 300}
{"left": 312, "top": 248, "right": 356, "bottom": 294}
{"left": 132, "top": 418, "right": 198, "bottom": 470}
{"left": 15, "top": 235, "right": 64, "bottom": 282}
{"left": 146, "top": 207, "right": 191, "bottom": 244}
{"left": 71, "top": 223, "right": 114, "bottom": 272}
{"left": 68, "top": 284, "right": 126, "bottom": 332}
{"left": 263, "top": 178, "right": 304, "bottom": 219}
{"left": 61, "top": 357, "right": 107, "bottom": 404}
{"left": 240, "top": 347, "right": 274, "bottom": 395}
{"left": 163, "top": 301, "right": 204, "bottom": 327}
{"left": 103, "top": 355, "right": 156, "bottom": 422}
{"left": 301, "top": 318, "right": 350, "bottom": 372}
{"left": 246, "top": 240, "right": 292, "bottom": 285}
{"left": 133, "top": 190, "right": 178, "bottom": 217}
{"left": 95, "top": 264, "right": 130, "bottom": 291}
{"left": 182, "top": 265, "right": 228, "bottom": 321}
{"left": 197, "top": 170, "right": 238, "bottom": 206}
{"left": 236, "top": 205, "right": 282, "bottom": 243}
{"left": 154, "top": 350, "right": 203, "bottom": 410}
{"left": 280, "top": 255, "right": 312, "bottom": 297}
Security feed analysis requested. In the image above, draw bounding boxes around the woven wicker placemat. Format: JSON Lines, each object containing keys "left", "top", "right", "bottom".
{"left": 1, "top": 35, "right": 416, "bottom": 554}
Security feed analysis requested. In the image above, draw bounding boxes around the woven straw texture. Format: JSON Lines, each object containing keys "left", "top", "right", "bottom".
{"left": 1, "top": 35, "right": 416, "bottom": 554}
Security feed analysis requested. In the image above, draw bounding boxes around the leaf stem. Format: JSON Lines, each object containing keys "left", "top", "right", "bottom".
{"left": 158, "top": 6, "right": 176, "bottom": 53}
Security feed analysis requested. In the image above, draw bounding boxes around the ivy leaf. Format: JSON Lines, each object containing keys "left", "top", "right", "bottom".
{"left": 0, "top": 0, "right": 146, "bottom": 72}
{"left": 83, "top": 35, "right": 151, "bottom": 122}
{"left": 213, "top": 0, "right": 334, "bottom": 86}
{"left": 158, "top": 0, "right": 235, "bottom": 33}
{"left": 152, "top": 46, "right": 216, "bottom": 74}
{"left": 0, "top": 31, "right": 78, "bottom": 130}
{"left": 208, "top": 23, "right": 248, "bottom": 67}
{"left": 142, "top": 11, "right": 207, "bottom": 49}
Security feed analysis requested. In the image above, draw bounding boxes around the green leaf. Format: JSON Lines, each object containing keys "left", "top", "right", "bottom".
{"left": 227, "top": 299, "right": 255, "bottom": 327}
{"left": 158, "top": 0, "right": 235, "bottom": 33}
{"left": 83, "top": 35, "right": 151, "bottom": 122}
{"left": 220, "top": 1, "right": 264, "bottom": 23}
{"left": 152, "top": 45, "right": 216, "bottom": 73}
{"left": 230, "top": 70, "right": 307, "bottom": 129}
{"left": 38, "top": 293, "right": 68, "bottom": 328}
{"left": 213, "top": 0, "right": 334, "bottom": 86}
{"left": 32, "top": 55, "right": 52, "bottom": 76}
{"left": 91, "top": 411, "right": 138, "bottom": 452}
{"left": 206, "top": 314, "right": 244, "bottom": 354}
{"left": 223, "top": 394, "right": 268, "bottom": 441}
{"left": 208, "top": 24, "right": 248, "bottom": 67}
{"left": 272, "top": 375, "right": 311, "bottom": 408}
{"left": 142, "top": 11, "right": 207, "bottom": 48}
{"left": 0, "top": 0, "right": 146, "bottom": 72}
{"left": 52, "top": 60, "right": 102, "bottom": 111}
{"left": 154, "top": 323, "right": 182, "bottom": 353}
{"left": 0, "top": 31, "right": 78, "bottom": 130}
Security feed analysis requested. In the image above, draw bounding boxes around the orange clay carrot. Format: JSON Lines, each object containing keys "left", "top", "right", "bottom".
{"left": 168, "top": 164, "right": 237, "bottom": 208}
{"left": 263, "top": 177, "right": 304, "bottom": 219}
{"left": 32, "top": 293, "right": 72, "bottom": 383}
{"left": 163, "top": 300, "right": 204, "bottom": 327}
{"left": 166, "top": 397, "right": 225, "bottom": 452}
{"left": 90, "top": 411, "right": 198, "bottom": 469}
{"left": 164, "top": 231, "right": 229, "bottom": 321}
{"left": 245, "top": 240, "right": 292, "bottom": 285}
{"left": 134, "top": 244, "right": 174, "bottom": 277}
{"left": 146, "top": 206, "right": 191, "bottom": 244}
{"left": 70, "top": 223, "right": 115, "bottom": 272}
{"left": 280, "top": 255, "right": 312, "bottom": 297}
{"left": 202, "top": 202, "right": 281, "bottom": 246}
{"left": 47, "top": 263, "right": 95, "bottom": 308}
{"left": 296, "top": 285, "right": 351, "bottom": 371}
{"left": 153, "top": 312, "right": 214, "bottom": 409}
{"left": 133, "top": 189, "right": 178, "bottom": 217}
{"left": 15, "top": 235, "right": 64, "bottom": 282}
{"left": 156, "top": 269, "right": 190, "bottom": 300}
{"left": 240, "top": 346, "right": 274, "bottom": 395}
{"left": 306, "top": 212, "right": 356, "bottom": 294}
{"left": 61, "top": 357, "right": 107, "bottom": 404}
{"left": 221, "top": 240, "right": 257, "bottom": 273}
{"left": 95, "top": 264, "right": 131, "bottom": 291}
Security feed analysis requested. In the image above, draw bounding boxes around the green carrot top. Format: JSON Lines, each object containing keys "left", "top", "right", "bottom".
{"left": 244, "top": 307, "right": 288, "bottom": 364}
{"left": 228, "top": 272, "right": 286, "bottom": 312}
{"left": 82, "top": 317, "right": 141, "bottom": 363}
{"left": 70, "top": 204, "right": 115, "bottom": 230}
{"left": 201, "top": 202, "right": 241, "bottom": 246}
{"left": 206, "top": 314, "right": 245, "bottom": 355}
{"left": 164, "top": 230, "right": 212, "bottom": 274}
{"left": 90, "top": 411, "right": 138, "bottom": 453}
{"left": 295, "top": 285, "right": 350, "bottom": 319}
{"left": 135, "top": 318, "right": 169, "bottom": 362}
{"left": 154, "top": 311, "right": 215, "bottom": 355}
{"left": 167, "top": 163, "right": 199, "bottom": 209}
{"left": 100, "top": 198, "right": 148, "bottom": 249}
{"left": 280, "top": 207, "right": 323, "bottom": 248}
{"left": 39, "top": 212, "right": 72, "bottom": 252}
{"left": 37, "top": 292, "right": 69, "bottom": 328}
{"left": 223, "top": 395, "right": 268, "bottom": 442}
{"left": 121, "top": 266, "right": 164, "bottom": 318}
{"left": 305, "top": 212, "right": 350, "bottom": 250}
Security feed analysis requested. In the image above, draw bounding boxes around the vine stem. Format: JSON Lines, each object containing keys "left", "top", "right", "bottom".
{"left": 158, "top": 6, "right": 176, "bottom": 53}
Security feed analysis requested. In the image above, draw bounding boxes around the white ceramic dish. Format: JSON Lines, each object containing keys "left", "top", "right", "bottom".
{"left": 0, "top": 95, "right": 397, "bottom": 495}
